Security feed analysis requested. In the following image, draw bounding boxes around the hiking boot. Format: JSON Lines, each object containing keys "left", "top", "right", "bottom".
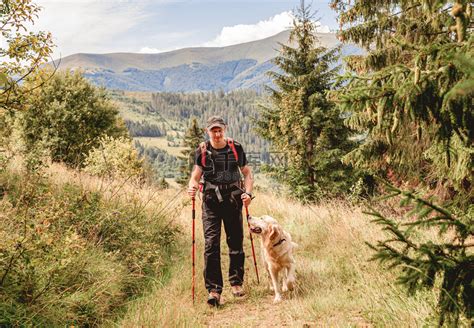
{"left": 231, "top": 285, "right": 245, "bottom": 297}
{"left": 207, "top": 291, "right": 220, "bottom": 307}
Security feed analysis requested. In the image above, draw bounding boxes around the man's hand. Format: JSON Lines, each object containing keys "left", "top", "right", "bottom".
{"left": 188, "top": 184, "right": 198, "bottom": 197}
{"left": 241, "top": 192, "right": 252, "bottom": 207}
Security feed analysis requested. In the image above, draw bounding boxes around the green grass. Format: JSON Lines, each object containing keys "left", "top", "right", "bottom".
{"left": 0, "top": 163, "right": 181, "bottom": 327}
{"left": 134, "top": 136, "right": 186, "bottom": 157}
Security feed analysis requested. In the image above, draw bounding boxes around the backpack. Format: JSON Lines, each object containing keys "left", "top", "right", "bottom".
{"left": 198, "top": 138, "right": 241, "bottom": 192}
{"left": 199, "top": 137, "right": 238, "bottom": 167}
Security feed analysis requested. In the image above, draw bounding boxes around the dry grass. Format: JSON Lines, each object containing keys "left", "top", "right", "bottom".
{"left": 7, "top": 158, "right": 438, "bottom": 326}
{"left": 7, "top": 158, "right": 188, "bottom": 227}
{"left": 116, "top": 190, "right": 438, "bottom": 327}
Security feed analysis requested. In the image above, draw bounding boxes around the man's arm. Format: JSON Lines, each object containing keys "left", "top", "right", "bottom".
{"left": 240, "top": 165, "right": 254, "bottom": 206}
{"left": 187, "top": 165, "right": 203, "bottom": 197}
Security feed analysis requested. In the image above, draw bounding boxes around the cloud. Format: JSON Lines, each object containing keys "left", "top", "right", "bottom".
{"left": 138, "top": 46, "right": 179, "bottom": 54}
{"left": 32, "top": 0, "right": 152, "bottom": 58}
{"left": 203, "top": 11, "right": 331, "bottom": 47}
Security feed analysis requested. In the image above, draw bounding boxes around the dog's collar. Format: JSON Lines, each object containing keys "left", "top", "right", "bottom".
{"left": 273, "top": 238, "right": 286, "bottom": 247}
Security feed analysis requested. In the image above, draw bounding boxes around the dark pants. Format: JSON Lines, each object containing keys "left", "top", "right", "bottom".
{"left": 202, "top": 189, "right": 245, "bottom": 294}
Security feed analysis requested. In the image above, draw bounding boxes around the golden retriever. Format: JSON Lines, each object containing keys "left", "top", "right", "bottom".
{"left": 248, "top": 215, "right": 297, "bottom": 303}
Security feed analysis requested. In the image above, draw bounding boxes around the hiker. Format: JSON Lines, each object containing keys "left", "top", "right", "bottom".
{"left": 187, "top": 115, "right": 254, "bottom": 307}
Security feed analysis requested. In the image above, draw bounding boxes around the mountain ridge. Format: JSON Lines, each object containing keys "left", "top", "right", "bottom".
{"left": 53, "top": 31, "right": 344, "bottom": 92}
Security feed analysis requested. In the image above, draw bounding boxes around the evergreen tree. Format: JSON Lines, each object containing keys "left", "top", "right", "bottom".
{"left": 366, "top": 181, "right": 473, "bottom": 327}
{"left": 176, "top": 117, "right": 203, "bottom": 185}
{"left": 330, "top": 0, "right": 473, "bottom": 200}
{"left": 330, "top": 0, "right": 473, "bottom": 324}
{"left": 257, "top": 1, "right": 355, "bottom": 201}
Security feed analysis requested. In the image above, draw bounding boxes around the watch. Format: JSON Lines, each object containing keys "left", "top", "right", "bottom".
{"left": 245, "top": 192, "right": 254, "bottom": 199}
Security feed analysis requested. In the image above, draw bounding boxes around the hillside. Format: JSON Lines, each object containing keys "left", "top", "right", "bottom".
{"left": 52, "top": 31, "right": 347, "bottom": 92}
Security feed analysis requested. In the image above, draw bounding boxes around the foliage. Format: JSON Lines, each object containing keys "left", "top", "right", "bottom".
{"left": 20, "top": 69, "right": 128, "bottom": 167}
{"left": 366, "top": 181, "right": 473, "bottom": 326}
{"left": 0, "top": 0, "right": 54, "bottom": 155}
{"left": 134, "top": 140, "right": 179, "bottom": 179}
{"left": 330, "top": 0, "right": 473, "bottom": 324}
{"left": 84, "top": 136, "right": 145, "bottom": 182}
{"left": 0, "top": 169, "right": 179, "bottom": 326}
{"left": 125, "top": 119, "right": 165, "bottom": 137}
{"left": 0, "top": 0, "right": 54, "bottom": 108}
{"left": 149, "top": 89, "right": 269, "bottom": 154}
{"left": 330, "top": 0, "right": 473, "bottom": 200}
{"left": 176, "top": 117, "right": 204, "bottom": 185}
{"left": 256, "top": 1, "right": 356, "bottom": 202}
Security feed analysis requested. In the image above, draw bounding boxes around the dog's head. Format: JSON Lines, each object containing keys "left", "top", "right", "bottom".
{"left": 248, "top": 215, "right": 283, "bottom": 243}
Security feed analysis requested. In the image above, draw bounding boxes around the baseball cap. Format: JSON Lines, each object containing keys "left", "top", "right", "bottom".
{"left": 207, "top": 116, "right": 226, "bottom": 130}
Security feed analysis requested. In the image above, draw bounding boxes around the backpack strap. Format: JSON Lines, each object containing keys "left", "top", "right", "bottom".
{"left": 226, "top": 138, "right": 239, "bottom": 163}
{"left": 199, "top": 141, "right": 208, "bottom": 167}
{"left": 201, "top": 138, "right": 239, "bottom": 167}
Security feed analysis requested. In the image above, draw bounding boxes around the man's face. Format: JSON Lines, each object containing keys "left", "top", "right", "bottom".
{"left": 207, "top": 127, "right": 225, "bottom": 143}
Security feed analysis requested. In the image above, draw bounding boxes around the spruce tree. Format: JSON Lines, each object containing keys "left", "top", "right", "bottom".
{"left": 366, "top": 181, "right": 473, "bottom": 326}
{"left": 330, "top": 0, "right": 473, "bottom": 199}
{"left": 330, "top": 1, "right": 473, "bottom": 324}
{"left": 176, "top": 117, "right": 203, "bottom": 185}
{"left": 257, "top": 1, "right": 355, "bottom": 201}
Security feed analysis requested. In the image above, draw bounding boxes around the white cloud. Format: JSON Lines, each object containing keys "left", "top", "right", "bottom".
{"left": 138, "top": 46, "right": 180, "bottom": 54}
{"left": 203, "top": 11, "right": 331, "bottom": 47}
{"left": 32, "top": 0, "right": 151, "bottom": 58}
{"left": 203, "top": 11, "right": 293, "bottom": 47}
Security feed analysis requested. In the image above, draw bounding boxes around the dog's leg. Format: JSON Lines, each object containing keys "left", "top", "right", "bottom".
{"left": 261, "top": 249, "right": 273, "bottom": 291}
{"left": 269, "top": 267, "right": 282, "bottom": 303}
{"left": 286, "top": 260, "right": 296, "bottom": 292}
{"left": 282, "top": 267, "right": 289, "bottom": 292}
{"left": 266, "top": 265, "right": 273, "bottom": 291}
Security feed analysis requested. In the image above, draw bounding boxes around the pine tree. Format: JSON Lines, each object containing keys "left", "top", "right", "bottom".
{"left": 366, "top": 181, "right": 473, "bottom": 326}
{"left": 257, "top": 0, "right": 356, "bottom": 202}
{"left": 330, "top": 0, "right": 473, "bottom": 200}
{"left": 330, "top": 1, "right": 474, "bottom": 324}
{"left": 176, "top": 117, "right": 203, "bottom": 185}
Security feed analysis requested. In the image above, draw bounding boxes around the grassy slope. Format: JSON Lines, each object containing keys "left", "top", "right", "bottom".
{"left": 117, "top": 191, "right": 439, "bottom": 327}
{"left": 111, "top": 90, "right": 185, "bottom": 158}
{"left": 0, "top": 159, "right": 186, "bottom": 326}
{"left": 134, "top": 137, "right": 185, "bottom": 158}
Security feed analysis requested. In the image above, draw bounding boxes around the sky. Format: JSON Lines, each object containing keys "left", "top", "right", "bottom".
{"left": 32, "top": 0, "right": 338, "bottom": 59}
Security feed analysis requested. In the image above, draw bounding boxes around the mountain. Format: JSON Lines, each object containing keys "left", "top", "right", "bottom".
{"left": 53, "top": 31, "right": 352, "bottom": 92}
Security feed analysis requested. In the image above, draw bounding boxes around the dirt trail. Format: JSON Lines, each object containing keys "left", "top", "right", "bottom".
{"left": 201, "top": 291, "right": 314, "bottom": 327}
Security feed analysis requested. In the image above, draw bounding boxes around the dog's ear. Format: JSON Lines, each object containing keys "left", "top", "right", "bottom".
{"left": 268, "top": 224, "right": 281, "bottom": 241}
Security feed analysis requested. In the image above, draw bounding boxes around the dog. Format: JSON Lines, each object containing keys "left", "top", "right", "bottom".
{"left": 247, "top": 215, "right": 297, "bottom": 303}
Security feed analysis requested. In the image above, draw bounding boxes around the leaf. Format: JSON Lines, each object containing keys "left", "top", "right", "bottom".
{"left": 0, "top": 72, "right": 9, "bottom": 87}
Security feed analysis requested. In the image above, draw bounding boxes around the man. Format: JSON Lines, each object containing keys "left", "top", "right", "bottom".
{"left": 187, "top": 115, "right": 254, "bottom": 307}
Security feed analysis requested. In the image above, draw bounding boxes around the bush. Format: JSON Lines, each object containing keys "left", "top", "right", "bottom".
{"left": 0, "top": 169, "right": 179, "bottom": 326}
{"left": 20, "top": 69, "right": 128, "bottom": 167}
{"left": 84, "top": 136, "right": 144, "bottom": 182}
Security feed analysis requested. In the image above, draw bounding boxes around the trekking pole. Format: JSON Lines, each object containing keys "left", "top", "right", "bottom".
{"left": 192, "top": 196, "right": 196, "bottom": 303}
{"left": 245, "top": 205, "right": 260, "bottom": 284}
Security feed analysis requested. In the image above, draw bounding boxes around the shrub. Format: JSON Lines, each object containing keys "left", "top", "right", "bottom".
{"left": 0, "top": 169, "right": 179, "bottom": 326}
{"left": 20, "top": 70, "right": 128, "bottom": 167}
{"left": 83, "top": 136, "right": 144, "bottom": 182}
